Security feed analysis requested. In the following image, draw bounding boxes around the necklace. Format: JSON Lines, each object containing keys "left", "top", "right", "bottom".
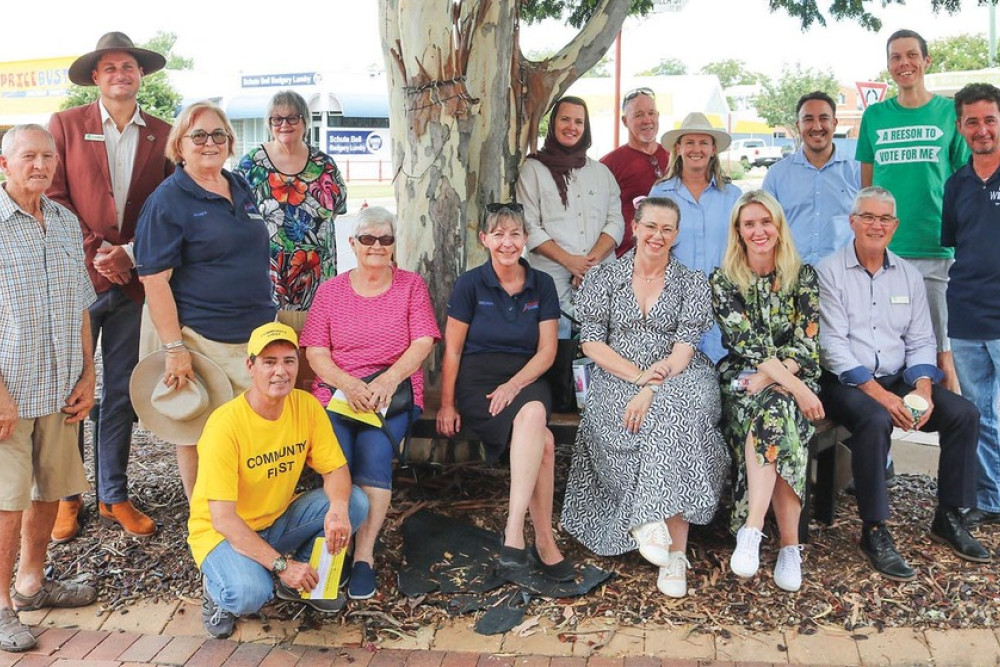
{"left": 635, "top": 273, "right": 664, "bottom": 284}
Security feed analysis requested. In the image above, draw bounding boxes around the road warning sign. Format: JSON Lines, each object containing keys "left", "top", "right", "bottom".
{"left": 856, "top": 81, "right": 889, "bottom": 109}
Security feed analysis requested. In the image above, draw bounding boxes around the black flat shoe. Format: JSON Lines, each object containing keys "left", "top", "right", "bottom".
{"left": 529, "top": 544, "right": 576, "bottom": 582}
{"left": 498, "top": 545, "right": 528, "bottom": 569}
{"left": 931, "top": 506, "right": 991, "bottom": 563}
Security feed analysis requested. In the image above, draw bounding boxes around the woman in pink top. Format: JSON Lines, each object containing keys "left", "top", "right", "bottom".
{"left": 300, "top": 207, "right": 440, "bottom": 600}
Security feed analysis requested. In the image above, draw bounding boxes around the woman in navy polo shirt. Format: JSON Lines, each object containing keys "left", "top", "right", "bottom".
{"left": 135, "top": 101, "right": 275, "bottom": 499}
{"left": 437, "top": 204, "right": 575, "bottom": 582}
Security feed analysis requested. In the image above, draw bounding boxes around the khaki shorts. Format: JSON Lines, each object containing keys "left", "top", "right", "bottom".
{"left": 0, "top": 413, "right": 89, "bottom": 511}
{"left": 908, "top": 258, "right": 953, "bottom": 354}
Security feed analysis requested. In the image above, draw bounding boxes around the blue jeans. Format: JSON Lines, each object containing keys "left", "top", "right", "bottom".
{"left": 90, "top": 287, "right": 142, "bottom": 504}
{"left": 952, "top": 338, "right": 1000, "bottom": 512}
{"left": 328, "top": 406, "right": 420, "bottom": 489}
{"left": 200, "top": 486, "right": 369, "bottom": 615}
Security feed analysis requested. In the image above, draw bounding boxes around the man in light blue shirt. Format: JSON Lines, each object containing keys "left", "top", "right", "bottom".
{"left": 762, "top": 91, "right": 860, "bottom": 266}
{"left": 817, "top": 186, "right": 986, "bottom": 583}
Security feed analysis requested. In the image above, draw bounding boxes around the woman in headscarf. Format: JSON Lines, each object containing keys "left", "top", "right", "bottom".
{"left": 515, "top": 96, "right": 624, "bottom": 322}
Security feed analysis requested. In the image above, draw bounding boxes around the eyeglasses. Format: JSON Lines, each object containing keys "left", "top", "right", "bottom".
{"left": 185, "top": 130, "right": 230, "bottom": 146}
{"left": 269, "top": 115, "right": 303, "bottom": 127}
{"left": 355, "top": 234, "right": 396, "bottom": 246}
{"left": 622, "top": 87, "right": 655, "bottom": 111}
{"left": 485, "top": 202, "right": 524, "bottom": 214}
{"left": 854, "top": 212, "right": 898, "bottom": 226}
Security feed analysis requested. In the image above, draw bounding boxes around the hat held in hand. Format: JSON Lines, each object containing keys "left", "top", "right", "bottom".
{"left": 130, "top": 349, "right": 233, "bottom": 445}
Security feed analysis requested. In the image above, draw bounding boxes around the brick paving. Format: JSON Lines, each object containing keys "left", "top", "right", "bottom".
{"left": 4, "top": 604, "right": 1000, "bottom": 666}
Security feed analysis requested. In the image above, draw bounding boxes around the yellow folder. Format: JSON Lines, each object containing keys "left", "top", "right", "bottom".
{"left": 303, "top": 537, "right": 346, "bottom": 600}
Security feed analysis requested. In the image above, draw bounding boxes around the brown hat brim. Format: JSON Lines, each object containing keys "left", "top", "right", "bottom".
{"left": 68, "top": 47, "right": 166, "bottom": 86}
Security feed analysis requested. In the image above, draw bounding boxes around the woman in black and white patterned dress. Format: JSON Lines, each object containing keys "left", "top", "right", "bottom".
{"left": 561, "top": 197, "right": 729, "bottom": 598}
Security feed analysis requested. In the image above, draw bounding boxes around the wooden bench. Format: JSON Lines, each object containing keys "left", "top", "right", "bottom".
{"left": 408, "top": 390, "right": 842, "bottom": 543}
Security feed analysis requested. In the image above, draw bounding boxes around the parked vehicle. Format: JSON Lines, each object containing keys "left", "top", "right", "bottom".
{"left": 719, "top": 139, "right": 784, "bottom": 170}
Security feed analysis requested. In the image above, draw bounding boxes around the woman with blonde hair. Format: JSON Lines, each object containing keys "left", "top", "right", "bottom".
{"left": 649, "top": 112, "right": 741, "bottom": 363}
{"left": 710, "top": 190, "right": 823, "bottom": 593}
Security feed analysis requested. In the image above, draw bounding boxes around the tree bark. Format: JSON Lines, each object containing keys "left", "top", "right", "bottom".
{"left": 379, "top": 0, "right": 629, "bottom": 372}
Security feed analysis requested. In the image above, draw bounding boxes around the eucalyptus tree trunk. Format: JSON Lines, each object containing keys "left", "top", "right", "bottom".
{"left": 379, "top": 0, "right": 629, "bottom": 344}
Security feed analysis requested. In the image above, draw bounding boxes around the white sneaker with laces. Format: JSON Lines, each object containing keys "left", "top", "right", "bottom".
{"left": 631, "top": 520, "right": 671, "bottom": 567}
{"left": 730, "top": 525, "right": 765, "bottom": 578}
{"left": 774, "top": 545, "right": 803, "bottom": 592}
{"left": 656, "top": 551, "right": 690, "bottom": 598}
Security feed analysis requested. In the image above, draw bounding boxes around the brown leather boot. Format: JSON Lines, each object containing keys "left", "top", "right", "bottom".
{"left": 99, "top": 500, "right": 157, "bottom": 538}
{"left": 51, "top": 497, "right": 83, "bottom": 544}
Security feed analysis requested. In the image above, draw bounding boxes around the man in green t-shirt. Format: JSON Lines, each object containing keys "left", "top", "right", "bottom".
{"left": 856, "top": 29, "right": 969, "bottom": 392}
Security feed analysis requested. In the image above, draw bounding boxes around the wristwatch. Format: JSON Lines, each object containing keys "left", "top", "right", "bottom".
{"left": 270, "top": 555, "right": 288, "bottom": 575}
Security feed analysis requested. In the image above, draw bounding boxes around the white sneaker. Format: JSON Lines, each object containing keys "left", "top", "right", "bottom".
{"left": 631, "top": 521, "right": 671, "bottom": 567}
{"left": 774, "top": 545, "right": 803, "bottom": 592}
{"left": 656, "top": 551, "right": 690, "bottom": 598}
{"left": 730, "top": 525, "right": 765, "bottom": 578}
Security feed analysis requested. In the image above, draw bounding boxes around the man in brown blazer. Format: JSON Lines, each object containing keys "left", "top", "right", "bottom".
{"left": 47, "top": 32, "right": 174, "bottom": 541}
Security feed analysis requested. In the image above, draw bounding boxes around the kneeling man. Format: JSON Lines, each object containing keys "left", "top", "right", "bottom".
{"left": 187, "top": 322, "right": 368, "bottom": 638}
{"left": 817, "top": 186, "right": 988, "bottom": 581}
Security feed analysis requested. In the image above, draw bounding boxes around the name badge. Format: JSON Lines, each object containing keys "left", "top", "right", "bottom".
{"left": 84, "top": 133, "right": 105, "bottom": 142}
{"left": 247, "top": 213, "right": 264, "bottom": 220}
{"left": 890, "top": 295, "right": 910, "bottom": 304}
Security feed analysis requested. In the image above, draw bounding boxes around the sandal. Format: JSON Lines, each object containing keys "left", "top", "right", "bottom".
{"left": 0, "top": 608, "right": 36, "bottom": 652}
{"left": 12, "top": 579, "right": 96, "bottom": 612}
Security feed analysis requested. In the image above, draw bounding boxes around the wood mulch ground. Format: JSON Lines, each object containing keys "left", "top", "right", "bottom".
{"left": 51, "top": 425, "right": 1000, "bottom": 644}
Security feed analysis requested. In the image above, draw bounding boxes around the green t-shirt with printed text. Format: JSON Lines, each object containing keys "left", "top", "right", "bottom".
{"left": 856, "top": 95, "right": 969, "bottom": 259}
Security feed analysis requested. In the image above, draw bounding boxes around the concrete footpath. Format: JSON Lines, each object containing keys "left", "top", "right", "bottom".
{"left": 6, "top": 437, "right": 999, "bottom": 666}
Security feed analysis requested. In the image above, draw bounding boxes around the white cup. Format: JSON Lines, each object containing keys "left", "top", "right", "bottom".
{"left": 903, "top": 393, "right": 929, "bottom": 427}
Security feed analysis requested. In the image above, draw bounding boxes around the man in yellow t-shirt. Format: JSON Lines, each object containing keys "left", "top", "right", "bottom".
{"left": 188, "top": 322, "right": 369, "bottom": 638}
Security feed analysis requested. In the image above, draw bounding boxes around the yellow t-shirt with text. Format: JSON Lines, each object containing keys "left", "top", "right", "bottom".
{"left": 187, "top": 389, "right": 346, "bottom": 567}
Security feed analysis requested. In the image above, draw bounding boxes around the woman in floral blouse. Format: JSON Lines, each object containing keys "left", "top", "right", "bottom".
{"left": 236, "top": 90, "right": 347, "bottom": 326}
{"left": 710, "top": 190, "right": 823, "bottom": 594}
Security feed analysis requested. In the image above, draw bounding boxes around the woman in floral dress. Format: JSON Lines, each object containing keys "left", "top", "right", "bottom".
{"left": 710, "top": 190, "right": 823, "bottom": 593}
{"left": 236, "top": 90, "right": 347, "bottom": 326}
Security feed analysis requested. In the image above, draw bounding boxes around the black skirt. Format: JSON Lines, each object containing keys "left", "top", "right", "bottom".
{"left": 456, "top": 352, "right": 552, "bottom": 463}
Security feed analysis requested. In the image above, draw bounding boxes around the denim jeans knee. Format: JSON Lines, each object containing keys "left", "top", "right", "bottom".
{"left": 201, "top": 541, "right": 275, "bottom": 616}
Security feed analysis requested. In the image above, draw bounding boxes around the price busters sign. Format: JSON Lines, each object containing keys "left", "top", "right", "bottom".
{"left": 0, "top": 57, "right": 75, "bottom": 115}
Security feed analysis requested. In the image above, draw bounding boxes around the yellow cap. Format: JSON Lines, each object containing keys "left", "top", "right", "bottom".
{"left": 247, "top": 322, "right": 299, "bottom": 357}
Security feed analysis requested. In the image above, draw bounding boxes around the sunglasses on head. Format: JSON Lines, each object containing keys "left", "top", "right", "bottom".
{"left": 622, "top": 87, "right": 655, "bottom": 111}
{"left": 485, "top": 202, "right": 524, "bottom": 214}
{"left": 355, "top": 234, "right": 396, "bottom": 246}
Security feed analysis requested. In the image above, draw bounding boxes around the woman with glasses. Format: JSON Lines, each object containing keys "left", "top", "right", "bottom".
{"left": 235, "top": 90, "right": 347, "bottom": 329}
{"left": 300, "top": 206, "right": 439, "bottom": 600}
{"left": 561, "top": 197, "right": 728, "bottom": 598}
{"left": 135, "top": 101, "right": 276, "bottom": 498}
{"left": 437, "top": 204, "right": 575, "bottom": 582}
{"left": 710, "top": 190, "right": 822, "bottom": 593}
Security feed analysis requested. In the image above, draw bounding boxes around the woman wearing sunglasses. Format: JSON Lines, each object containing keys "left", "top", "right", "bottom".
{"left": 437, "top": 204, "right": 575, "bottom": 583}
{"left": 135, "top": 101, "right": 276, "bottom": 498}
{"left": 300, "top": 206, "right": 439, "bottom": 600}
{"left": 235, "top": 90, "right": 347, "bottom": 330}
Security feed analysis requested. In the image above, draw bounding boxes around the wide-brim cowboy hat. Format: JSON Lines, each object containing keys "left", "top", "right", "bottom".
{"left": 130, "top": 349, "right": 233, "bottom": 445}
{"left": 69, "top": 32, "right": 166, "bottom": 86}
{"left": 660, "top": 112, "right": 732, "bottom": 153}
